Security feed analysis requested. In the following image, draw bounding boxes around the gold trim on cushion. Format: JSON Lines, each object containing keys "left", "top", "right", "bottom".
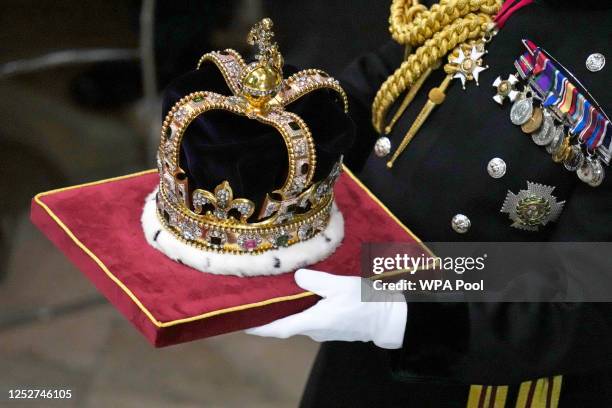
{"left": 33, "top": 166, "right": 422, "bottom": 328}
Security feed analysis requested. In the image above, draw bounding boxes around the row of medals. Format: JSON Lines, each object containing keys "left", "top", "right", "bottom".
{"left": 509, "top": 86, "right": 605, "bottom": 187}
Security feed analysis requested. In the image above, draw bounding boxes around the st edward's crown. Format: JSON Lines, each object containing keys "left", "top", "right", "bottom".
{"left": 155, "top": 18, "right": 349, "bottom": 254}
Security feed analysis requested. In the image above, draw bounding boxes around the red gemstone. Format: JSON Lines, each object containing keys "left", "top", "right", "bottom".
{"left": 243, "top": 239, "right": 258, "bottom": 250}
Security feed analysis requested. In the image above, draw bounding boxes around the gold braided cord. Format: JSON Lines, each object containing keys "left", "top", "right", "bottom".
{"left": 389, "top": 0, "right": 500, "bottom": 45}
{"left": 389, "top": 0, "right": 427, "bottom": 44}
{"left": 372, "top": 12, "right": 493, "bottom": 133}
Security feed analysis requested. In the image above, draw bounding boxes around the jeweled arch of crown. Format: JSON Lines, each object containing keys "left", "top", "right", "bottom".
{"left": 155, "top": 18, "right": 349, "bottom": 254}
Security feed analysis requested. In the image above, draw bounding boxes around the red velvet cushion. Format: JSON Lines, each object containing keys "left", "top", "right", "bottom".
{"left": 30, "top": 168, "right": 421, "bottom": 347}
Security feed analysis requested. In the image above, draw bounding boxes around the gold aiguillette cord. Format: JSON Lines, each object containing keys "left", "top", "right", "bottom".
{"left": 384, "top": 67, "right": 434, "bottom": 134}
{"left": 387, "top": 73, "right": 453, "bottom": 168}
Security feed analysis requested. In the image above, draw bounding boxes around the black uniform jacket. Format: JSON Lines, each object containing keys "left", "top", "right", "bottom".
{"left": 301, "top": 1, "right": 612, "bottom": 407}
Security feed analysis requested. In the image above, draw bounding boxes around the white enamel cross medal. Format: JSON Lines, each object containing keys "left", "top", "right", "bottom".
{"left": 448, "top": 42, "right": 489, "bottom": 89}
{"left": 492, "top": 74, "right": 520, "bottom": 105}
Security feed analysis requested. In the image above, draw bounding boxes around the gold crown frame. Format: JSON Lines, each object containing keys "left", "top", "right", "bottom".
{"left": 155, "top": 19, "right": 348, "bottom": 254}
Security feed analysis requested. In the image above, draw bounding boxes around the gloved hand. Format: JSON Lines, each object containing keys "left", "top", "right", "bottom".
{"left": 246, "top": 269, "right": 407, "bottom": 349}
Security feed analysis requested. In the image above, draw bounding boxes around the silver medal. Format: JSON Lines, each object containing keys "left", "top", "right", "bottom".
{"left": 374, "top": 136, "right": 392, "bottom": 157}
{"left": 577, "top": 157, "right": 605, "bottom": 187}
{"left": 577, "top": 158, "right": 595, "bottom": 184}
{"left": 546, "top": 126, "right": 564, "bottom": 155}
{"left": 563, "top": 145, "right": 584, "bottom": 171}
{"left": 588, "top": 159, "right": 605, "bottom": 187}
{"left": 531, "top": 112, "right": 555, "bottom": 146}
{"left": 510, "top": 95, "right": 533, "bottom": 125}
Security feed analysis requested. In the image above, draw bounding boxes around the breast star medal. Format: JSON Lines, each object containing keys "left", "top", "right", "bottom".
{"left": 500, "top": 181, "right": 565, "bottom": 231}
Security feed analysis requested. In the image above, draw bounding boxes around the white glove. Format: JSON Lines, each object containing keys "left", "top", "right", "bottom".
{"left": 246, "top": 269, "right": 408, "bottom": 349}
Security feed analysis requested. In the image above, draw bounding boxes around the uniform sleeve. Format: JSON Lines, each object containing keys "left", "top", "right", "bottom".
{"left": 391, "top": 175, "right": 612, "bottom": 385}
{"left": 339, "top": 41, "right": 403, "bottom": 171}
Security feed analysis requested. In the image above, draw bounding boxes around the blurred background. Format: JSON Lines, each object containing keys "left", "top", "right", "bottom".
{"left": 0, "top": 0, "right": 388, "bottom": 406}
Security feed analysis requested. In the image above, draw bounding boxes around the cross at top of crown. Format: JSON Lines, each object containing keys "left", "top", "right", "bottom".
{"left": 247, "top": 18, "right": 280, "bottom": 67}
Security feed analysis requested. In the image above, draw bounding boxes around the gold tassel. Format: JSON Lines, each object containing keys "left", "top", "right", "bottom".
{"left": 387, "top": 73, "right": 453, "bottom": 168}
